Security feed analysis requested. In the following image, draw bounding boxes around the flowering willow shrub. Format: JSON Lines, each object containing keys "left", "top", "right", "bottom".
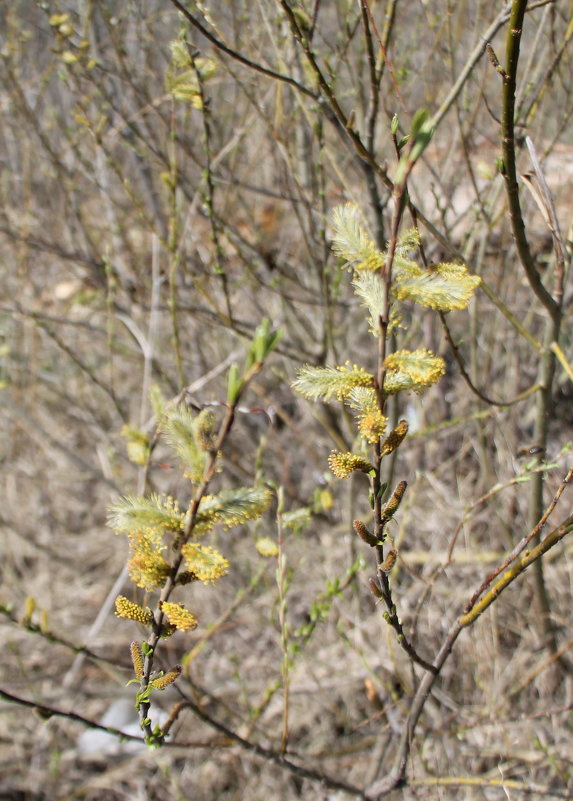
{"left": 108, "top": 320, "right": 279, "bottom": 746}
{"left": 293, "top": 205, "right": 480, "bottom": 667}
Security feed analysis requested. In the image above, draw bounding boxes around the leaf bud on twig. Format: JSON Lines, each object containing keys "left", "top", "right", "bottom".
{"left": 353, "top": 519, "right": 378, "bottom": 547}
{"left": 381, "top": 420, "right": 408, "bottom": 455}
{"left": 379, "top": 548, "right": 398, "bottom": 574}
{"left": 380, "top": 480, "right": 407, "bottom": 523}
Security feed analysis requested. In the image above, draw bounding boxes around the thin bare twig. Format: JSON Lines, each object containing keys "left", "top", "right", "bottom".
{"left": 463, "top": 464, "right": 573, "bottom": 613}
{"left": 168, "top": 0, "right": 318, "bottom": 99}
{"left": 500, "top": 0, "right": 559, "bottom": 321}
{"left": 167, "top": 694, "right": 370, "bottom": 799}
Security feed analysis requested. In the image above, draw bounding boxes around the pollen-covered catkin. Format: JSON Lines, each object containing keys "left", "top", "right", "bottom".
{"left": 381, "top": 420, "right": 408, "bottom": 455}
{"left": 115, "top": 596, "right": 154, "bottom": 626}
{"left": 151, "top": 664, "right": 182, "bottom": 690}
{"left": 160, "top": 601, "right": 198, "bottom": 632}
{"left": 130, "top": 641, "right": 144, "bottom": 679}
{"left": 328, "top": 451, "right": 374, "bottom": 478}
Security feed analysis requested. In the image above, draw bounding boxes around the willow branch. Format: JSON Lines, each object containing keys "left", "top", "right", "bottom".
{"left": 500, "top": 0, "right": 559, "bottom": 321}
{"left": 463, "top": 465, "right": 573, "bottom": 613}
{"left": 168, "top": 0, "right": 318, "bottom": 99}
{"left": 170, "top": 696, "right": 369, "bottom": 799}
{"left": 0, "top": 687, "right": 143, "bottom": 743}
{"left": 459, "top": 513, "right": 573, "bottom": 627}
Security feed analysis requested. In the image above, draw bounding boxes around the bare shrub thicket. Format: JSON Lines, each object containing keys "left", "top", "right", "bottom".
{"left": 1, "top": 2, "right": 572, "bottom": 799}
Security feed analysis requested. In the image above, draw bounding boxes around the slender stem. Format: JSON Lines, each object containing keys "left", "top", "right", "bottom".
{"left": 499, "top": 0, "right": 563, "bottom": 657}
{"left": 276, "top": 487, "right": 290, "bottom": 753}
{"left": 462, "top": 466, "right": 573, "bottom": 616}
{"left": 189, "top": 48, "right": 232, "bottom": 321}
{"left": 168, "top": 0, "right": 318, "bottom": 100}
{"left": 366, "top": 621, "right": 463, "bottom": 798}
{"left": 438, "top": 310, "right": 538, "bottom": 407}
{"left": 171, "top": 694, "right": 370, "bottom": 799}
{"left": 360, "top": 0, "right": 386, "bottom": 245}
{"left": 166, "top": 108, "right": 185, "bottom": 388}
{"left": 137, "top": 361, "right": 265, "bottom": 738}
{"left": 430, "top": 3, "right": 514, "bottom": 131}
{"left": 459, "top": 514, "right": 573, "bottom": 627}
{"left": 500, "top": 0, "right": 559, "bottom": 321}
{"left": 0, "top": 687, "right": 144, "bottom": 744}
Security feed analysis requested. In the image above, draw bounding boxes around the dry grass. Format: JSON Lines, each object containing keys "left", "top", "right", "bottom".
{"left": 1, "top": 2, "right": 572, "bottom": 799}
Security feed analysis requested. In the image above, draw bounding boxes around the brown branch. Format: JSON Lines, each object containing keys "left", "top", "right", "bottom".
{"left": 500, "top": 0, "right": 559, "bottom": 322}
{"left": 0, "top": 687, "right": 143, "bottom": 744}
{"left": 459, "top": 513, "right": 573, "bottom": 627}
{"left": 439, "top": 311, "right": 540, "bottom": 407}
{"left": 463, "top": 465, "right": 573, "bottom": 614}
{"left": 366, "top": 621, "right": 464, "bottom": 797}
{"left": 167, "top": 0, "right": 318, "bottom": 99}
{"left": 167, "top": 696, "right": 369, "bottom": 799}
{"left": 374, "top": 545, "right": 438, "bottom": 674}
{"left": 0, "top": 605, "right": 128, "bottom": 669}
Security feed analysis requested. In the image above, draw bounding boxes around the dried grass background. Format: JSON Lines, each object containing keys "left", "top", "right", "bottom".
{"left": 1, "top": 2, "right": 572, "bottom": 799}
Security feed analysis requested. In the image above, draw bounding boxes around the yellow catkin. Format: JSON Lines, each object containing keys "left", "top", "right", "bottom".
{"left": 151, "top": 664, "right": 182, "bottom": 690}
{"left": 256, "top": 537, "right": 279, "bottom": 558}
{"left": 194, "top": 409, "right": 217, "bottom": 451}
{"left": 381, "top": 420, "right": 408, "bottom": 455}
{"left": 115, "top": 596, "right": 154, "bottom": 626}
{"left": 160, "top": 601, "right": 198, "bottom": 632}
{"left": 328, "top": 451, "right": 373, "bottom": 479}
{"left": 127, "top": 544, "right": 171, "bottom": 590}
{"left": 181, "top": 544, "right": 229, "bottom": 584}
{"left": 130, "top": 641, "right": 144, "bottom": 679}
{"left": 358, "top": 409, "right": 387, "bottom": 443}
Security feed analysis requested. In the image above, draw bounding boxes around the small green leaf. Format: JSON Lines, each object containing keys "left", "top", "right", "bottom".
{"left": 410, "top": 126, "right": 434, "bottom": 163}
{"left": 227, "top": 363, "right": 243, "bottom": 404}
{"left": 410, "top": 108, "right": 429, "bottom": 136}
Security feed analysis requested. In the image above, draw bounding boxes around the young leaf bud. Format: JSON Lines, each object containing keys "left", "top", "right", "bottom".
{"left": 353, "top": 519, "right": 378, "bottom": 547}
{"left": 380, "top": 481, "right": 407, "bottom": 523}
{"left": 381, "top": 420, "right": 408, "bottom": 456}
{"left": 227, "top": 364, "right": 243, "bottom": 404}
{"left": 379, "top": 548, "right": 398, "bottom": 574}
{"left": 21, "top": 596, "right": 36, "bottom": 626}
